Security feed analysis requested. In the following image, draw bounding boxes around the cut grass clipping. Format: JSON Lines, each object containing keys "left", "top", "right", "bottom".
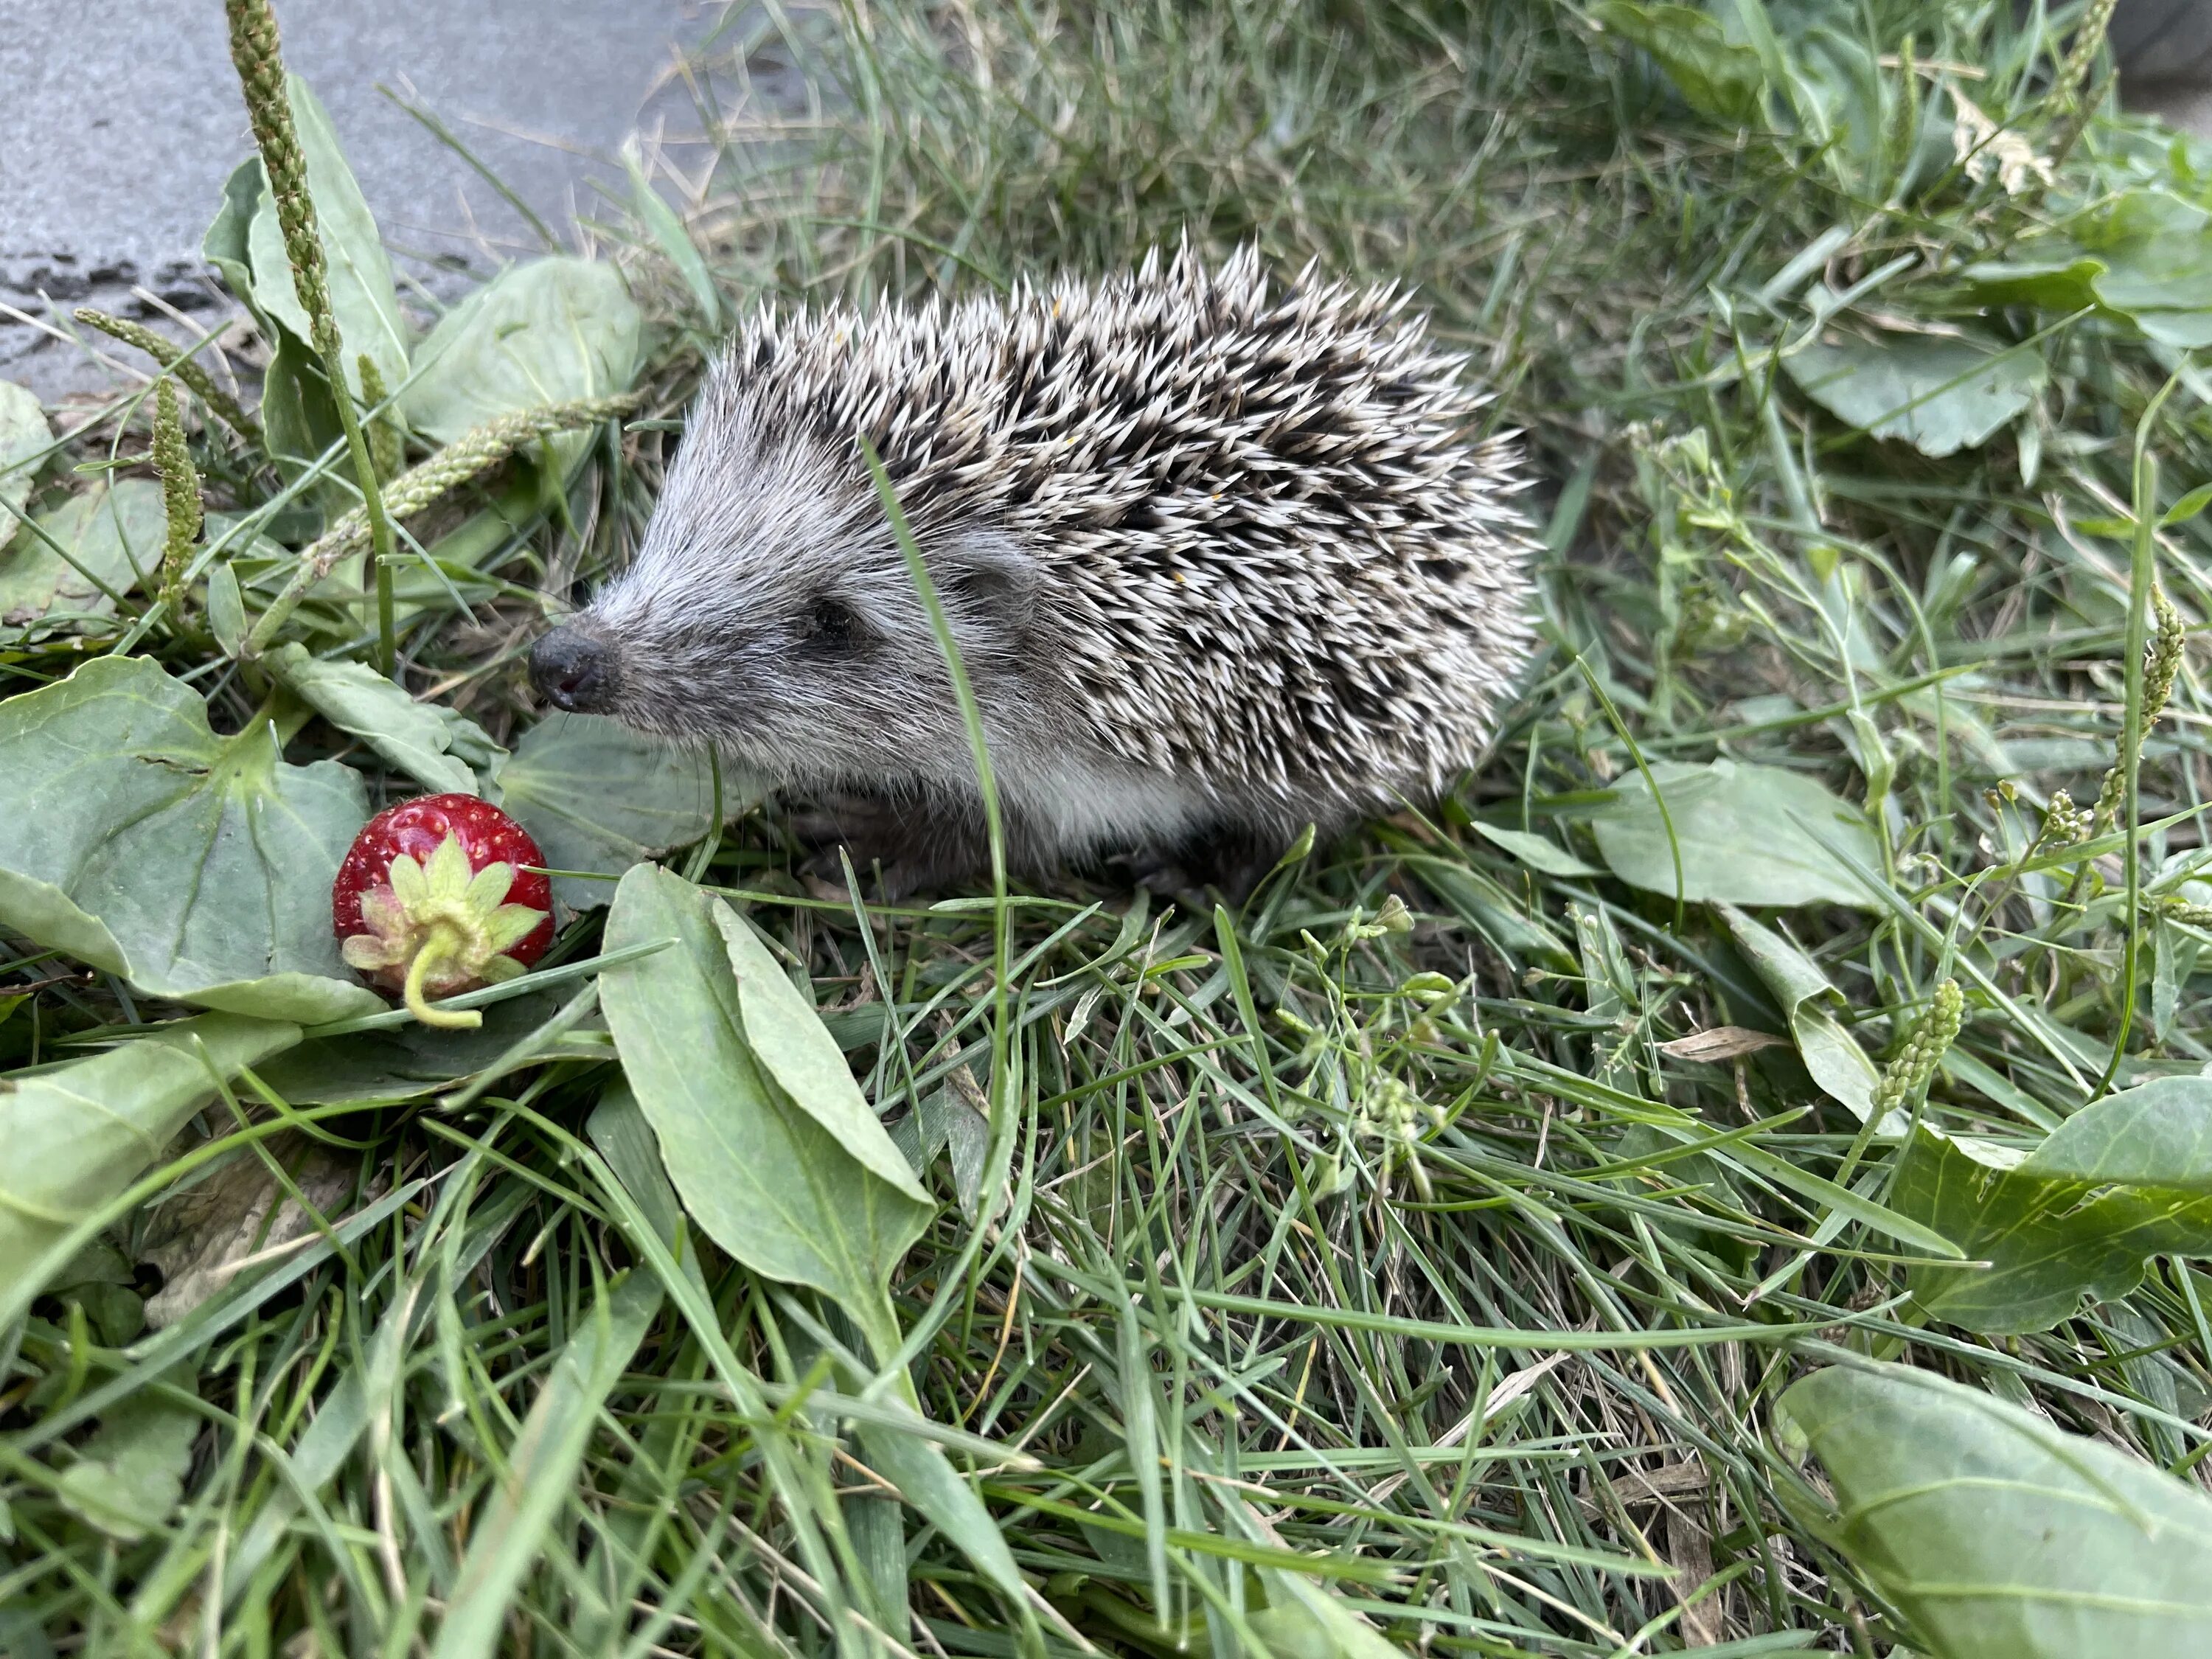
{"left": 9, "top": 0, "right": 2212, "bottom": 1655}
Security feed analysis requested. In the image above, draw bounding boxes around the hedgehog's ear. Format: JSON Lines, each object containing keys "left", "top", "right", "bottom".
{"left": 936, "top": 530, "right": 1040, "bottom": 630}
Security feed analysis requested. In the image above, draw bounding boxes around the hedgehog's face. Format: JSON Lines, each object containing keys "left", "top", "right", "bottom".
{"left": 528, "top": 414, "right": 1040, "bottom": 793}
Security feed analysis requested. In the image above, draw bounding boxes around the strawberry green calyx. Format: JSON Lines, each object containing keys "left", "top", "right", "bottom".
{"left": 338, "top": 832, "right": 547, "bottom": 1028}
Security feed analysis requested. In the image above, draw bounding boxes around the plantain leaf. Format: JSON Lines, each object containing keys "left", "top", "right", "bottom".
{"left": 0, "top": 477, "right": 164, "bottom": 629}
{"left": 1590, "top": 758, "right": 1880, "bottom": 908}
{"left": 400, "top": 258, "right": 639, "bottom": 481}
{"left": 1968, "top": 190, "right": 2212, "bottom": 349}
{"left": 202, "top": 156, "right": 261, "bottom": 307}
{"left": 1893, "top": 1077, "right": 2212, "bottom": 1333}
{"left": 600, "top": 864, "right": 932, "bottom": 1357}
{"left": 1784, "top": 331, "right": 2047, "bottom": 458}
{"left": 490, "top": 713, "right": 755, "bottom": 911}
{"left": 0, "top": 1012, "right": 302, "bottom": 1319}
{"left": 265, "top": 642, "right": 484, "bottom": 795}
{"left": 246, "top": 75, "right": 410, "bottom": 400}
{"left": 716, "top": 906, "right": 929, "bottom": 1204}
{"left": 0, "top": 655, "right": 382, "bottom": 1020}
{"left": 1781, "top": 1360, "right": 2212, "bottom": 1655}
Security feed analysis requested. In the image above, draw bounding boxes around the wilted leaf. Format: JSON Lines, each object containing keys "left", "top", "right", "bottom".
{"left": 1656, "top": 1025, "right": 1789, "bottom": 1062}
{"left": 1781, "top": 1360, "right": 2212, "bottom": 1655}
{"left": 265, "top": 641, "right": 482, "bottom": 794}
{"left": 140, "top": 1135, "right": 368, "bottom": 1327}
{"left": 1719, "top": 903, "right": 1888, "bottom": 1124}
{"left": 0, "top": 378, "right": 49, "bottom": 518}
{"left": 1590, "top": 759, "right": 1879, "bottom": 908}
{"left": 0, "top": 1013, "right": 302, "bottom": 1317}
{"left": 56, "top": 1394, "right": 202, "bottom": 1543}
{"left": 0, "top": 654, "right": 383, "bottom": 1020}
{"left": 1893, "top": 1077, "right": 2212, "bottom": 1333}
{"left": 431, "top": 1270, "right": 661, "bottom": 1659}
{"left": 490, "top": 713, "right": 754, "bottom": 911}
{"left": 246, "top": 75, "right": 408, "bottom": 399}
{"left": 400, "top": 258, "right": 639, "bottom": 481}
{"left": 1591, "top": 1, "right": 1766, "bottom": 126}
{"left": 600, "top": 864, "right": 933, "bottom": 1357}
{"left": 0, "top": 477, "right": 164, "bottom": 627}
{"left": 1784, "top": 331, "right": 2046, "bottom": 458}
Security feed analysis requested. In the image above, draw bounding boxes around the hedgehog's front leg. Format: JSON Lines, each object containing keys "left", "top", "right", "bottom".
{"left": 790, "top": 790, "right": 1001, "bottom": 899}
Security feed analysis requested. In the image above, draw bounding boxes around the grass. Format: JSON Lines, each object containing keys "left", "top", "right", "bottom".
{"left": 9, "top": 0, "right": 2212, "bottom": 1653}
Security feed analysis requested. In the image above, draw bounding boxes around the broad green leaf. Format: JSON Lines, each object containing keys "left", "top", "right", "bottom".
{"left": 55, "top": 1394, "right": 202, "bottom": 1543}
{"left": 1590, "top": 2, "right": 1766, "bottom": 125}
{"left": 1966, "top": 190, "right": 2212, "bottom": 349}
{"left": 0, "top": 378, "right": 49, "bottom": 518}
{"left": 715, "top": 906, "right": 930, "bottom": 1205}
{"left": 600, "top": 864, "right": 932, "bottom": 1356}
{"left": 257, "top": 324, "right": 349, "bottom": 508}
{"left": 1893, "top": 1077, "right": 2212, "bottom": 1333}
{"left": 1469, "top": 820, "right": 1604, "bottom": 877}
{"left": 0, "top": 1012, "right": 302, "bottom": 1317}
{"left": 490, "top": 713, "right": 755, "bottom": 910}
{"left": 400, "top": 258, "right": 640, "bottom": 466}
{"left": 1590, "top": 758, "right": 1880, "bottom": 908}
{"left": 1781, "top": 1360, "right": 2212, "bottom": 1655}
{"left": 1784, "top": 332, "right": 2046, "bottom": 458}
{"left": 1718, "top": 903, "right": 1888, "bottom": 1126}
{"left": 246, "top": 75, "right": 409, "bottom": 399}
{"left": 265, "top": 642, "right": 481, "bottom": 794}
{"left": 0, "top": 477, "right": 164, "bottom": 627}
{"left": 0, "top": 655, "right": 383, "bottom": 1020}
{"left": 2028, "top": 1076, "right": 2212, "bottom": 1189}
{"left": 431, "top": 1270, "right": 661, "bottom": 1659}
{"left": 202, "top": 156, "right": 261, "bottom": 307}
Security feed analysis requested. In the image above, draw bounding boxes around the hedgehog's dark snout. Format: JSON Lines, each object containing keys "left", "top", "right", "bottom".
{"left": 530, "top": 626, "right": 619, "bottom": 714}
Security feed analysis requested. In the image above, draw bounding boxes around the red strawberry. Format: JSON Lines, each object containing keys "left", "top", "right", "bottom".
{"left": 333, "top": 793, "right": 553, "bottom": 1028}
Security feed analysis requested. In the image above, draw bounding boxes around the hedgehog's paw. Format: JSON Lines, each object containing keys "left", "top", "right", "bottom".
{"left": 1115, "top": 832, "right": 1276, "bottom": 911}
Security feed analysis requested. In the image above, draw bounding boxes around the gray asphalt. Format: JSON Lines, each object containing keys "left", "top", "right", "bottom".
{"left": 0, "top": 0, "right": 720, "bottom": 400}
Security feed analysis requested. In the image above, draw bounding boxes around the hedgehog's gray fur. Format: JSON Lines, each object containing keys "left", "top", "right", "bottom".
{"left": 542, "top": 241, "right": 1537, "bottom": 893}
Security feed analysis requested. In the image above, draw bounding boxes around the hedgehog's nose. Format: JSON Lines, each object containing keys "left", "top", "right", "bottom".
{"left": 530, "top": 628, "right": 616, "bottom": 714}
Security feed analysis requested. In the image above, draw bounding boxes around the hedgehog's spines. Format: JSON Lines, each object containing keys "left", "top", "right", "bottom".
{"left": 636, "top": 243, "right": 1537, "bottom": 824}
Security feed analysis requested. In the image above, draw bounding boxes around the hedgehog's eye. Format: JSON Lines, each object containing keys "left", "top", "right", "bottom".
{"left": 804, "top": 597, "right": 863, "bottom": 654}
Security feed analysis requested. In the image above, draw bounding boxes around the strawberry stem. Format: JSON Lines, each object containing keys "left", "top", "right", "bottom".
{"left": 403, "top": 925, "right": 483, "bottom": 1029}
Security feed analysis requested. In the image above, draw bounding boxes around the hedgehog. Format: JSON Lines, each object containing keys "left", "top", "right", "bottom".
{"left": 529, "top": 242, "right": 1537, "bottom": 897}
